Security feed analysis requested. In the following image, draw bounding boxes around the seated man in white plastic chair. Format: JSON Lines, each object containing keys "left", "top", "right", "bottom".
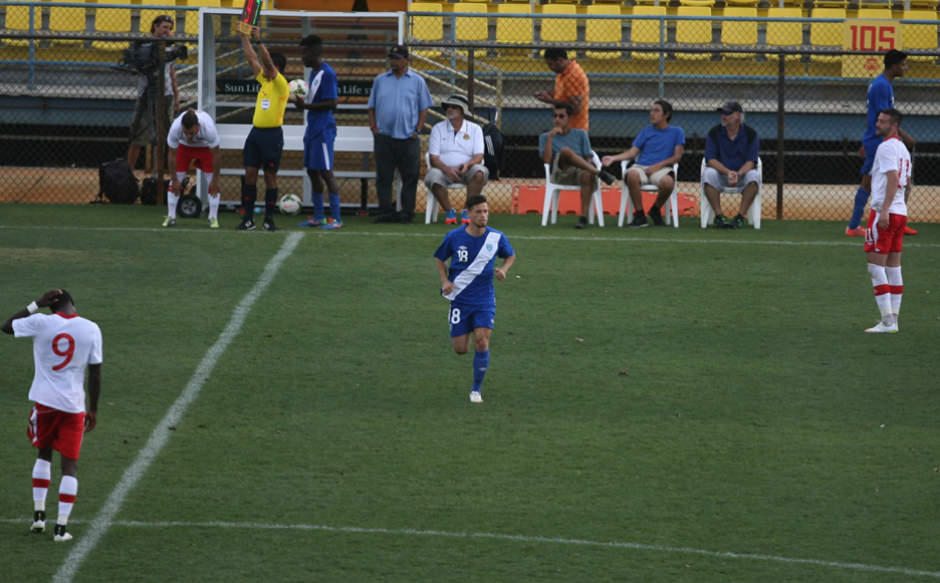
{"left": 539, "top": 103, "right": 615, "bottom": 229}
{"left": 702, "top": 100, "right": 760, "bottom": 229}
{"left": 602, "top": 100, "right": 685, "bottom": 227}
{"left": 425, "top": 94, "right": 488, "bottom": 225}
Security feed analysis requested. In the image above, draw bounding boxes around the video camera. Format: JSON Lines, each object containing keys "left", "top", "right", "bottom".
{"left": 121, "top": 41, "right": 188, "bottom": 84}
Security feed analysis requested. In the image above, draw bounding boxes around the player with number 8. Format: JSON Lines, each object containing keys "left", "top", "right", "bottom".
{"left": 2, "top": 289, "right": 103, "bottom": 542}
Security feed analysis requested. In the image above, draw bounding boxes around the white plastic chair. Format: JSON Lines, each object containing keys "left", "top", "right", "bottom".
{"left": 619, "top": 160, "right": 680, "bottom": 228}
{"left": 541, "top": 151, "right": 605, "bottom": 227}
{"left": 424, "top": 152, "right": 469, "bottom": 224}
{"left": 700, "top": 157, "right": 762, "bottom": 229}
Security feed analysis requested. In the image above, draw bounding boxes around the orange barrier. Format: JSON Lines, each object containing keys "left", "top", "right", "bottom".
{"left": 512, "top": 185, "right": 698, "bottom": 217}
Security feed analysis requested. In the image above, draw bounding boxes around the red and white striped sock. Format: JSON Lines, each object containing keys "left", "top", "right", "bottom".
{"left": 886, "top": 266, "right": 903, "bottom": 318}
{"left": 57, "top": 476, "right": 78, "bottom": 526}
{"left": 32, "top": 459, "right": 51, "bottom": 512}
{"left": 868, "top": 263, "right": 892, "bottom": 320}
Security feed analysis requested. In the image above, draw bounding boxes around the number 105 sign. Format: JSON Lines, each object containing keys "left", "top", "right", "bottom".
{"left": 842, "top": 20, "right": 902, "bottom": 78}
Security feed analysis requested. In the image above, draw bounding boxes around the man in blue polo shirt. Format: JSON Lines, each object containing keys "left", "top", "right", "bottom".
{"left": 702, "top": 100, "right": 760, "bottom": 229}
{"left": 368, "top": 44, "right": 434, "bottom": 224}
{"left": 602, "top": 100, "right": 685, "bottom": 228}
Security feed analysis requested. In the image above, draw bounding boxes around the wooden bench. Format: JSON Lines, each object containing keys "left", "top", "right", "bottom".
{"left": 208, "top": 123, "right": 382, "bottom": 211}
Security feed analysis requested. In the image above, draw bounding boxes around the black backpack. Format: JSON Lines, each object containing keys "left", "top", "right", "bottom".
{"left": 98, "top": 158, "right": 140, "bottom": 204}
{"left": 482, "top": 122, "right": 505, "bottom": 181}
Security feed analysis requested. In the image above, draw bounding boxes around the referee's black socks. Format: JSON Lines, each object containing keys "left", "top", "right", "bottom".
{"left": 265, "top": 188, "right": 278, "bottom": 218}
{"left": 242, "top": 183, "right": 257, "bottom": 219}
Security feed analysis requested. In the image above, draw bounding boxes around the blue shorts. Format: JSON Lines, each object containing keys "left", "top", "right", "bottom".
{"left": 304, "top": 128, "right": 336, "bottom": 171}
{"left": 448, "top": 304, "right": 495, "bottom": 338}
{"left": 860, "top": 137, "right": 883, "bottom": 176}
{"left": 243, "top": 126, "right": 284, "bottom": 172}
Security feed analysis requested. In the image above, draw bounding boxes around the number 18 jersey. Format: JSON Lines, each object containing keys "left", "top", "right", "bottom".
{"left": 434, "top": 226, "right": 514, "bottom": 309}
{"left": 13, "top": 313, "right": 103, "bottom": 413}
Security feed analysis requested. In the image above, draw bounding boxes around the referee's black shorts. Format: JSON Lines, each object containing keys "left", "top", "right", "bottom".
{"left": 243, "top": 126, "right": 284, "bottom": 172}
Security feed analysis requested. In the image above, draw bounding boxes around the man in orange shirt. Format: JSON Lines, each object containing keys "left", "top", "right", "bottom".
{"left": 536, "top": 48, "right": 590, "bottom": 131}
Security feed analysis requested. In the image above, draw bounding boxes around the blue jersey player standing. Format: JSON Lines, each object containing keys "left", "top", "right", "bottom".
{"left": 292, "top": 34, "right": 344, "bottom": 230}
{"left": 847, "top": 49, "right": 916, "bottom": 237}
{"left": 434, "top": 195, "right": 515, "bottom": 403}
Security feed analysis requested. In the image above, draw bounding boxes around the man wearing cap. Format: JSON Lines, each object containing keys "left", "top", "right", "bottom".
{"left": 425, "top": 95, "right": 487, "bottom": 225}
{"left": 703, "top": 100, "right": 760, "bottom": 229}
{"left": 536, "top": 48, "right": 590, "bottom": 131}
{"left": 368, "top": 44, "right": 435, "bottom": 224}
{"left": 846, "top": 49, "right": 917, "bottom": 237}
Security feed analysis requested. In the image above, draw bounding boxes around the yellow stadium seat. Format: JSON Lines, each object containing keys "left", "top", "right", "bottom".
{"left": 680, "top": 0, "right": 715, "bottom": 6}
{"left": 631, "top": 6, "right": 666, "bottom": 60}
{"left": 810, "top": 7, "right": 845, "bottom": 62}
{"left": 585, "top": 5, "right": 622, "bottom": 60}
{"left": 722, "top": 7, "right": 757, "bottom": 58}
{"left": 541, "top": 4, "right": 577, "bottom": 45}
{"left": 49, "top": 5, "right": 87, "bottom": 45}
{"left": 3, "top": 5, "right": 36, "bottom": 47}
{"left": 903, "top": 10, "right": 938, "bottom": 60}
{"left": 856, "top": 8, "right": 892, "bottom": 19}
{"left": 724, "top": 0, "right": 759, "bottom": 5}
{"left": 496, "top": 3, "right": 532, "bottom": 57}
{"left": 454, "top": 2, "right": 487, "bottom": 57}
{"left": 676, "top": 6, "right": 713, "bottom": 60}
{"left": 766, "top": 7, "right": 803, "bottom": 60}
{"left": 410, "top": 3, "right": 443, "bottom": 59}
{"left": 93, "top": 8, "right": 132, "bottom": 50}
{"left": 185, "top": 0, "right": 221, "bottom": 37}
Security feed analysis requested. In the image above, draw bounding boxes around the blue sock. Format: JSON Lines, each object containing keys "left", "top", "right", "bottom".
{"left": 472, "top": 350, "right": 489, "bottom": 393}
{"left": 849, "top": 187, "right": 870, "bottom": 229}
{"left": 312, "top": 191, "right": 325, "bottom": 220}
{"left": 328, "top": 194, "right": 341, "bottom": 221}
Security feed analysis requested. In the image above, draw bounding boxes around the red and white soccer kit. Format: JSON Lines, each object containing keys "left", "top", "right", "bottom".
{"left": 13, "top": 312, "right": 103, "bottom": 460}
{"left": 167, "top": 109, "right": 220, "bottom": 174}
{"left": 865, "top": 136, "right": 912, "bottom": 255}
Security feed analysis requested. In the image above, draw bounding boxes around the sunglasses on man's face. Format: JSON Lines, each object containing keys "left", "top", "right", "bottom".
{"left": 446, "top": 104, "right": 462, "bottom": 110}
{"left": 553, "top": 114, "right": 567, "bottom": 119}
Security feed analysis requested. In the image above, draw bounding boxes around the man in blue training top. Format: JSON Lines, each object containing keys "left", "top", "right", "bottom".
{"left": 847, "top": 49, "right": 916, "bottom": 237}
{"left": 292, "top": 34, "right": 343, "bottom": 230}
{"left": 434, "top": 194, "right": 515, "bottom": 403}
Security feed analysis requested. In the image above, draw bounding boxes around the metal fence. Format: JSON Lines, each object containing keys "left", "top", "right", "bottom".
{"left": 2, "top": 5, "right": 939, "bottom": 224}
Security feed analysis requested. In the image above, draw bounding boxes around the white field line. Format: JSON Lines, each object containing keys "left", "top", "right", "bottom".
{"left": 1, "top": 223, "right": 940, "bottom": 249}
{"left": 49, "top": 232, "right": 305, "bottom": 583}
{"left": 0, "top": 517, "right": 933, "bottom": 579}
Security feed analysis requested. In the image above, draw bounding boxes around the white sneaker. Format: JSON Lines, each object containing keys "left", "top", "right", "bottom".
{"left": 470, "top": 391, "right": 483, "bottom": 403}
{"left": 865, "top": 321, "right": 898, "bottom": 333}
{"left": 54, "top": 532, "right": 73, "bottom": 542}
{"left": 31, "top": 520, "right": 45, "bottom": 533}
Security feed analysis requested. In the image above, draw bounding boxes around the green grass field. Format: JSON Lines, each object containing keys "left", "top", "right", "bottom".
{"left": 1, "top": 205, "right": 938, "bottom": 582}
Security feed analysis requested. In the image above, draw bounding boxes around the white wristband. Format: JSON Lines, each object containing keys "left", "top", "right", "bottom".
{"left": 27, "top": 301, "right": 39, "bottom": 314}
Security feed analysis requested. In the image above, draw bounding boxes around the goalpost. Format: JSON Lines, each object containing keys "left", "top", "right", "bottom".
{"left": 194, "top": 8, "right": 405, "bottom": 209}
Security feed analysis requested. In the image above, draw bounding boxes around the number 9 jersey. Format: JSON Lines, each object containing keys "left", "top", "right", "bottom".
{"left": 13, "top": 313, "right": 103, "bottom": 414}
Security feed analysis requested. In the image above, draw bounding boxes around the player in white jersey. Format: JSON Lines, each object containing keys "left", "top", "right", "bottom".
{"left": 862, "top": 108, "right": 912, "bottom": 334}
{"left": 165, "top": 109, "right": 223, "bottom": 228}
{"left": 2, "top": 289, "right": 103, "bottom": 542}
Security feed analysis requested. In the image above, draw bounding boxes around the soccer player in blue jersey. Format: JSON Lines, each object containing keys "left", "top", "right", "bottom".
{"left": 847, "top": 49, "right": 916, "bottom": 237}
{"left": 434, "top": 195, "right": 515, "bottom": 403}
{"left": 292, "top": 35, "right": 343, "bottom": 230}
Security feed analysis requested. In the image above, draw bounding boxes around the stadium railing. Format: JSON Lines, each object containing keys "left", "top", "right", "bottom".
{"left": 1, "top": 4, "right": 938, "bottom": 225}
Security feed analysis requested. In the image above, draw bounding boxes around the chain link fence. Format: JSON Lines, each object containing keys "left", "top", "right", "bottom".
{"left": 2, "top": 4, "right": 939, "bottom": 224}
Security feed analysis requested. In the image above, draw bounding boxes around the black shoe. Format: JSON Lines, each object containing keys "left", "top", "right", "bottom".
{"left": 648, "top": 205, "right": 665, "bottom": 226}
{"left": 237, "top": 218, "right": 256, "bottom": 231}
{"left": 575, "top": 216, "right": 589, "bottom": 229}
{"left": 598, "top": 170, "right": 616, "bottom": 186}
{"left": 627, "top": 214, "right": 649, "bottom": 228}
{"left": 374, "top": 214, "right": 395, "bottom": 224}
{"left": 714, "top": 214, "right": 734, "bottom": 229}
{"left": 730, "top": 214, "right": 745, "bottom": 229}
{"left": 263, "top": 217, "right": 278, "bottom": 232}
{"left": 400, "top": 214, "right": 415, "bottom": 224}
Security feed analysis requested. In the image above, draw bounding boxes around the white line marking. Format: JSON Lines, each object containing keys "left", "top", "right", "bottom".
{"left": 0, "top": 517, "right": 931, "bottom": 579}
{"left": 49, "top": 232, "right": 305, "bottom": 583}
{"left": 2, "top": 223, "right": 938, "bottom": 248}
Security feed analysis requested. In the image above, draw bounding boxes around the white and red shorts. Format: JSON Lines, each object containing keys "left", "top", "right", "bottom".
{"left": 27, "top": 404, "right": 85, "bottom": 460}
{"left": 176, "top": 143, "right": 214, "bottom": 174}
{"left": 864, "top": 210, "right": 907, "bottom": 255}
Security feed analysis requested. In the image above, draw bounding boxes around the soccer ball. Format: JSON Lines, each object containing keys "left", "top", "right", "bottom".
{"left": 278, "top": 194, "right": 302, "bottom": 215}
{"left": 288, "top": 79, "right": 308, "bottom": 99}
